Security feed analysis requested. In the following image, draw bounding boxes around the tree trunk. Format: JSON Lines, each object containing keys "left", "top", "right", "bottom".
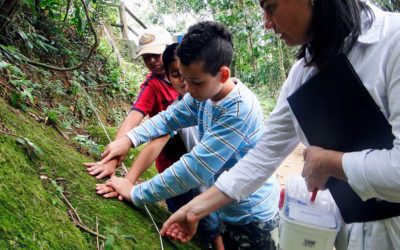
{"left": 238, "top": 0, "right": 259, "bottom": 85}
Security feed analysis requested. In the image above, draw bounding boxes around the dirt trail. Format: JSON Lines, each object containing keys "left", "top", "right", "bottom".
{"left": 274, "top": 144, "right": 306, "bottom": 188}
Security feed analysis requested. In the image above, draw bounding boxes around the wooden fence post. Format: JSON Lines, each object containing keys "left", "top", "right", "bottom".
{"left": 118, "top": 2, "right": 135, "bottom": 60}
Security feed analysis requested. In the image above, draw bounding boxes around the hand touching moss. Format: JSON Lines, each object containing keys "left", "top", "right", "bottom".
{"left": 104, "top": 176, "right": 134, "bottom": 202}
{"left": 97, "top": 136, "right": 133, "bottom": 165}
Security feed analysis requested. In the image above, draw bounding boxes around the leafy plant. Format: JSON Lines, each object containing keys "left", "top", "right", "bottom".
{"left": 16, "top": 137, "right": 44, "bottom": 158}
{"left": 45, "top": 109, "right": 60, "bottom": 125}
{"left": 74, "top": 134, "right": 104, "bottom": 157}
{"left": 17, "top": 30, "right": 58, "bottom": 54}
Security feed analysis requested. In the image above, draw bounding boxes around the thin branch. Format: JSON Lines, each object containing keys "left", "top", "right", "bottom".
{"left": 59, "top": 191, "right": 82, "bottom": 224}
{"left": 96, "top": 216, "right": 100, "bottom": 250}
{"left": 75, "top": 220, "right": 107, "bottom": 240}
{"left": 62, "top": 0, "right": 73, "bottom": 24}
{"left": 59, "top": 190, "right": 107, "bottom": 240}
{"left": 0, "top": 129, "right": 18, "bottom": 137}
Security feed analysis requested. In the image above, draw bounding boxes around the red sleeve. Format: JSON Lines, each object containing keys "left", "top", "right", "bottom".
{"left": 131, "top": 79, "right": 157, "bottom": 116}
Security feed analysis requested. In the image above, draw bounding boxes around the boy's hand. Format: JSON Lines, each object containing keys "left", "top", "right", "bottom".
{"left": 105, "top": 176, "right": 133, "bottom": 202}
{"left": 84, "top": 158, "right": 119, "bottom": 179}
{"left": 97, "top": 136, "right": 133, "bottom": 166}
{"left": 96, "top": 183, "right": 123, "bottom": 201}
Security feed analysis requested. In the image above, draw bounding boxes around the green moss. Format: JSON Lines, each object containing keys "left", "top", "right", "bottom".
{"left": 0, "top": 99, "right": 199, "bottom": 249}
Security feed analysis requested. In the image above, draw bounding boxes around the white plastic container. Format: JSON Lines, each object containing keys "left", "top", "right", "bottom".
{"left": 279, "top": 174, "right": 340, "bottom": 250}
{"left": 279, "top": 213, "right": 339, "bottom": 250}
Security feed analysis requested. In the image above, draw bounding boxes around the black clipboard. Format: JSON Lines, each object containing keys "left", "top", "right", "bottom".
{"left": 287, "top": 54, "right": 400, "bottom": 223}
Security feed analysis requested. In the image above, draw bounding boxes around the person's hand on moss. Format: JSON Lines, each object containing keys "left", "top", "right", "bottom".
{"left": 102, "top": 176, "right": 133, "bottom": 202}
{"left": 95, "top": 182, "right": 123, "bottom": 201}
{"left": 84, "top": 158, "right": 118, "bottom": 179}
{"left": 96, "top": 136, "right": 133, "bottom": 166}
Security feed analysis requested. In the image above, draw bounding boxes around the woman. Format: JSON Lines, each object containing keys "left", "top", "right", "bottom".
{"left": 160, "top": 0, "right": 400, "bottom": 249}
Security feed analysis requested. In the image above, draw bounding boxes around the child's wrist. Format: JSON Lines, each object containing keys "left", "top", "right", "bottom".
{"left": 129, "top": 185, "right": 136, "bottom": 203}
{"left": 124, "top": 176, "right": 136, "bottom": 185}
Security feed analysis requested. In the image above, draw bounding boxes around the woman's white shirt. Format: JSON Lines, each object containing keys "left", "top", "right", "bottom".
{"left": 215, "top": 5, "right": 400, "bottom": 250}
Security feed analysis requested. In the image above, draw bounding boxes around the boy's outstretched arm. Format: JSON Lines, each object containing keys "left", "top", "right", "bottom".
{"left": 84, "top": 110, "right": 145, "bottom": 178}
{"left": 125, "top": 135, "right": 171, "bottom": 184}
{"left": 96, "top": 136, "right": 133, "bottom": 165}
{"left": 132, "top": 113, "right": 253, "bottom": 206}
{"left": 126, "top": 95, "right": 198, "bottom": 147}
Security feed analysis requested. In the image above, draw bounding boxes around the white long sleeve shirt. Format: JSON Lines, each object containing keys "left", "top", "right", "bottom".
{"left": 215, "top": 4, "right": 400, "bottom": 250}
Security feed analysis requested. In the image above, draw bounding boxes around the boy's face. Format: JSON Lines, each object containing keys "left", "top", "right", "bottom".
{"left": 167, "top": 59, "right": 187, "bottom": 96}
{"left": 142, "top": 53, "right": 164, "bottom": 75}
{"left": 178, "top": 60, "right": 223, "bottom": 102}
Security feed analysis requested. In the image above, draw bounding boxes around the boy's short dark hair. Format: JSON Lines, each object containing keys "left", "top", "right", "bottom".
{"left": 162, "top": 43, "right": 179, "bottom": 78}
{"left": 177, "top": 21, "right": 233, "bottom": 76}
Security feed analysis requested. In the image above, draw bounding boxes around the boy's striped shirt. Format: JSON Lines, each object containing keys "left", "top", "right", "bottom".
{"left": 127, "top": 79, "right": 279, "bottom": 224}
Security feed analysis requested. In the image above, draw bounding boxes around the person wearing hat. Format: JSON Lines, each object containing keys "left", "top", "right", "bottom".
{"left": 85, "top": 27, "right": 187, "bottom": 187}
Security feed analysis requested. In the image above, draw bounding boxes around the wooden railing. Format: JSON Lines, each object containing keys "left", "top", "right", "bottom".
{"left": 100, "top": 1, "right": 147, "bottom": 59}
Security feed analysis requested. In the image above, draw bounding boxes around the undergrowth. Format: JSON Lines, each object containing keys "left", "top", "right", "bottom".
{"left": 0, "top": 2, "right": 198, "bottom": 248}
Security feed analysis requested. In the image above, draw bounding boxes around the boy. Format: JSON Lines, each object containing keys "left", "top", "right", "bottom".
{"left": 98, "top": 21, "right": 280, "bottom": 249}
{"left": 84, "top": 27, "right": 187, "bottom": 180}
{"left": 97, "top": 43, "right": 223, "bottom": 249}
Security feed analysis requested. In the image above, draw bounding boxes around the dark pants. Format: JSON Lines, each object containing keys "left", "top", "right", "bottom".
{"left": 220, "top": 213, "right": 279, "bottom": 250}
{"left": 165, "top": 190, "right": 193, "bottom": 213}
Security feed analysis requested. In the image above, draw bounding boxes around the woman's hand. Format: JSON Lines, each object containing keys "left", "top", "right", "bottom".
{"left": 160, "top": 186, "right": 232, "bottom": 243}
{"left": 302, "top": 146, "right": 345, "bottom": 192}
{"left": 160, "top": 206, "right": 200, "bottom": 243}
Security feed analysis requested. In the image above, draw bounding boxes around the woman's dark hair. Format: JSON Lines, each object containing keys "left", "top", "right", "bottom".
{"left": 162, "top": 43, "right": 179, "bottom": 77}
{"left": 301, "top": 0, "right": 374, "bottom": 68}
{"left": 177, "top": 21, "right": 233, "bottom": 76}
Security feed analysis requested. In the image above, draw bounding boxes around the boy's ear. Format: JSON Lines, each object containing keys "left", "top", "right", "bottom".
{"left": 219, "top": 66, "right": 230, "bottom": 83}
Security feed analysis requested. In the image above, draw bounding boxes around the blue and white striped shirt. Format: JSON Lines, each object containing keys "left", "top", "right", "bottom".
{"left": 127, "top": 79, "right": 279, "bottom": 224}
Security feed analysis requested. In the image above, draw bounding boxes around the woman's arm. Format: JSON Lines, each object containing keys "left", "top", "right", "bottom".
{"left": 160, "top": 186, "right": 231, "bottom": 242}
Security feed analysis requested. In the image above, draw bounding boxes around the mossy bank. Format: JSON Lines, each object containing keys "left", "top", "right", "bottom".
{"left": 0, "top": 98, "right": 199, "bottom": 249}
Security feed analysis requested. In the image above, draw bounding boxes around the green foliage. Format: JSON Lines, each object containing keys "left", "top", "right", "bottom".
{"left": 0, "top": 1, "right": 192, "bottom": 248}
{"left": 0, "top": 54, "right": 40, "bottom": 110}
{"left": 16, "top": 137, "right": 44, "bottom": 158}
{"left": 74, "top": 134, "right": 105, "bottom": 158}
{"left": 1, "top": 38, "right": 144, "bottom": 131}
{"left": 43, "top": 104, "right": 75, "bottom": 129}
{"left": 149, "top": 0, "right": 296, "bottom": 95}
{"left": 96, "top": 39, "right": 145, "bottom": 98}
{"left": 373, "top": 0, "right": 400, "bottom": 11}
{"left": 45, "top": 109, "right": 59, "bottom": 125}
{"left": 17, "top": 30, "right": 58, "bottom": 54}
{"left": 250, "top": 85, "right": 277, "bottom": 116}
